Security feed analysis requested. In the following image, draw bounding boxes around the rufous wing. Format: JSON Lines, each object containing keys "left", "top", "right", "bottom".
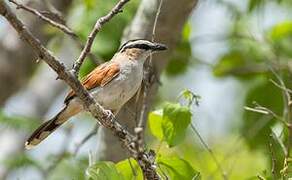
{"left": 64, "top": 62, "right": 120, "bottom": 104}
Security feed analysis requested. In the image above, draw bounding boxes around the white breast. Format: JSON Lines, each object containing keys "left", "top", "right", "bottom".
{"left": 90, "top": 59, "right": 143, "bottom": 112}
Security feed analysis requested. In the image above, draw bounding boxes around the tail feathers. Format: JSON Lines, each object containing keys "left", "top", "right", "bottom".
{"left": 25, "top": 106, "right": 68, "bottom": 149}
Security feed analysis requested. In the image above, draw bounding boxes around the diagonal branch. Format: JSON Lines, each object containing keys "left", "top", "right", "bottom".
{"left": 72, "top": 0, "right": 130, "bottom": 76}
{"left": 0, "top": 1, "right": 159, "bottom": 179}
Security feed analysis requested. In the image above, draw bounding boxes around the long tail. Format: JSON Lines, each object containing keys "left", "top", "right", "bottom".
{"left": 25, "top": 105, "right": 74, "bottom": 149}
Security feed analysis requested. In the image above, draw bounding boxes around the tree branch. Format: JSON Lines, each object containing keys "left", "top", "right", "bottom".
{"left": 72, "top": 0, "right": 130, "bottom": 76}
{"left": 0, "top": 1, "right": 159, "bottom": 179}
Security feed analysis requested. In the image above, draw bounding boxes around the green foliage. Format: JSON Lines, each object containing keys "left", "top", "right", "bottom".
{"left": 248, "top": 0, "right": 264, "bottom": 12}
{"left": 213, "top": 40, "right": 267, "bottom": 78}
{"left": 69, "top": 0, "right": 139, "bottom": 78}
{"left": 241, "top": 77, "right": 283, "bottom": 149}
{"left": 3, "top": 153, "right": 42, "bottom": 171}
{"left": 87, "top": 161, "right": 122, "bottom": 180}
{"left": 148, "top": 109, "right": 164, "bottom": 140}
{"left": 148, "top": 102, "right": 192, "bottom": 147}
{"left": 83, "top": 0, "right": 97, "bottom": 9}
{"left": 162, "top": 103, "right": 192, "bottom": 147}
{"left": 0, "top": 110, "right": 38, "bottom": 131}
{"left": 87, "top": 159, "right": 143, "bottom": 180}
{"left": 116, "top": 158, "right": 143, "bottom": 180}
{"left": 157, "top": 154, "right": 201, "bottom": 179}
{"left": 269, "top": 21, "right": 292, "bottom": 58}
{"left": 48, "top": 158, "right": 88, "bottom": 180}
{"left": 165, "top": 24, "right": 192, "bottom": 76}
{"left": 269, "top": 132, "right": 286, "bottom": 178}
{"left": 213, "top": 50, "right": 247, "bottom": 77}
{"left": 79, "top": 57, "right": 96, "bottom": 79}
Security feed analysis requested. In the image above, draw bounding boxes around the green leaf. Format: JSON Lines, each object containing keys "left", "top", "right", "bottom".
{"left": 269, "top": 21, "right": 292, "bottom": 40}
{"left": 213, "top": 51, "right": 246, "bottom": 77}
{"left": 83, "top": 0, "right": 98, "bottom": 9}
{"left": 162, "top": 103, "right": 192, "bottom": 147}
{"left": 148, "top": 109, "right": 164, "bottom": 141}
{"left": 213, "top": 45, "right": 267, "bottom": 78}
{"left": 116, "top": 158, "right": 143, "bottom": 180}
{"left": 268, "top": 21, "right": 292, "bottom": 58}
{"left": 165, "top": 40, "right": 192, "bottom": 76}
{"left": 178, "top": 89, "right": 201, "bottom": 106}
{"left": 87, "top": 161, "right": 123, "bottom": 180}
{"left": 148, "top": 103, "right": 192, "bottom": 147}
{"left": 157, "top": 155, "right": 200, "bottom": 179}
{"left": 248, "top": 0, "right": 264, "bottom": 12}
{"left": 182, "top": 23, "right": 192, "bottom": 41}
{"left": 165, "top": 23, "right": 192, "bottom": 76}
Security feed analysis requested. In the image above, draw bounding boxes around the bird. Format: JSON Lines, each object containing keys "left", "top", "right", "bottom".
{"left": 25, "top": 39, "right": 167, "bottom": 149}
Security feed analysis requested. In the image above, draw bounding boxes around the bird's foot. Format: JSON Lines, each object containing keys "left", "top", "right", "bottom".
{"left": 102, "top": 109, "right": 114, "bottom": 120}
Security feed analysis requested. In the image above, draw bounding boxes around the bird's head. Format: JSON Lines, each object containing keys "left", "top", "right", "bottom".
{"left": 118, "top": 39, "right": 167, "bottom": 62}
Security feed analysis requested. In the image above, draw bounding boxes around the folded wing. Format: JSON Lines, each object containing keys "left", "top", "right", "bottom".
{"left": 64, "top": 62, "right": 120, "bottom": 104}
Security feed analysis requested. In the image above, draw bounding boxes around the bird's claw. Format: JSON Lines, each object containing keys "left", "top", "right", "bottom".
{"left": 103, "top": 109, "right": 113, "bottom": 119}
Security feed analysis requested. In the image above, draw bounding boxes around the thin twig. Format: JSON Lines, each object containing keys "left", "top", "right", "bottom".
{"left": 135, "top": 0, "right": 164, "bottom": 155}
{"left": 244, "top": 102, "right": 289, "bottom": 127}
{"left": 73, "top": 124, "right": 99, "bottom": 156}
{"left": 244, "top": 106, "right": 269, "bottom": 115}
{"left": 270, "top": 79, "right": 292, "bottom": 94}
{"left": 268, "top": 66, "right": 292, "bottom": 177}
{"left": 43, "top": 0, "right": 63, "bottom": 20}
{"left": 9, "top": 0, "right": 76, "bottom": 37}
{"left": 271, "top": 129, "right": 288, "bottom": 156}
{"left": 151, "top": 0, "right": 163, "bottom": 41}
{"left": 0, "top": 2, "right": 159, "bottom": 179}
{"left": 72, "top": 0, "right": 130, "bottom": 76}
{"left": 190, "top": 123, "right": 227, "bottom": 180}
{"left": 269, "top": 67, "right": 292, "bottom": 157}
{"left": 269, "top": 136, "right": 277, "bottom": 179}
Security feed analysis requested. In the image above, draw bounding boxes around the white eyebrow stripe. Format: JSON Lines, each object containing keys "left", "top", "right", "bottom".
{"left": 119, "top": 39, "right": 153, "bottom": 52}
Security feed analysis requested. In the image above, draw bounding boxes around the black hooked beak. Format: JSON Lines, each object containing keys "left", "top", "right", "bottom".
{"left": 151, "top": 42, "right": 167, "bottom": 51}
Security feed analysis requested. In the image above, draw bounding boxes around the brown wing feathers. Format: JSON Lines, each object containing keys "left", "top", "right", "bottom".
{"left": 64, "top": 62, "right": 120, "bottom": 104}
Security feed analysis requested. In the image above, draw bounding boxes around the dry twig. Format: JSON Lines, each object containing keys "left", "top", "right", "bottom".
{"left": 9, "top": 0, "right": 76, "bottom": 37}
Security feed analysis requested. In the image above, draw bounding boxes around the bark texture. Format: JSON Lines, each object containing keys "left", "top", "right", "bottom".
{"left": 99, "top": 0, "right": 198, "bottom": 161}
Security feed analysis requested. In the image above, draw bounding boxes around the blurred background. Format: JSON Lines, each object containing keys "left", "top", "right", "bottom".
{"left": 0, "top": 0, "right": 292, "bottom": 179}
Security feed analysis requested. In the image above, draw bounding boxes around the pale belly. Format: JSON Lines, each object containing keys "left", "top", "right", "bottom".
{"left": 90, "top": 67, "right": 143, "bottom": 112}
